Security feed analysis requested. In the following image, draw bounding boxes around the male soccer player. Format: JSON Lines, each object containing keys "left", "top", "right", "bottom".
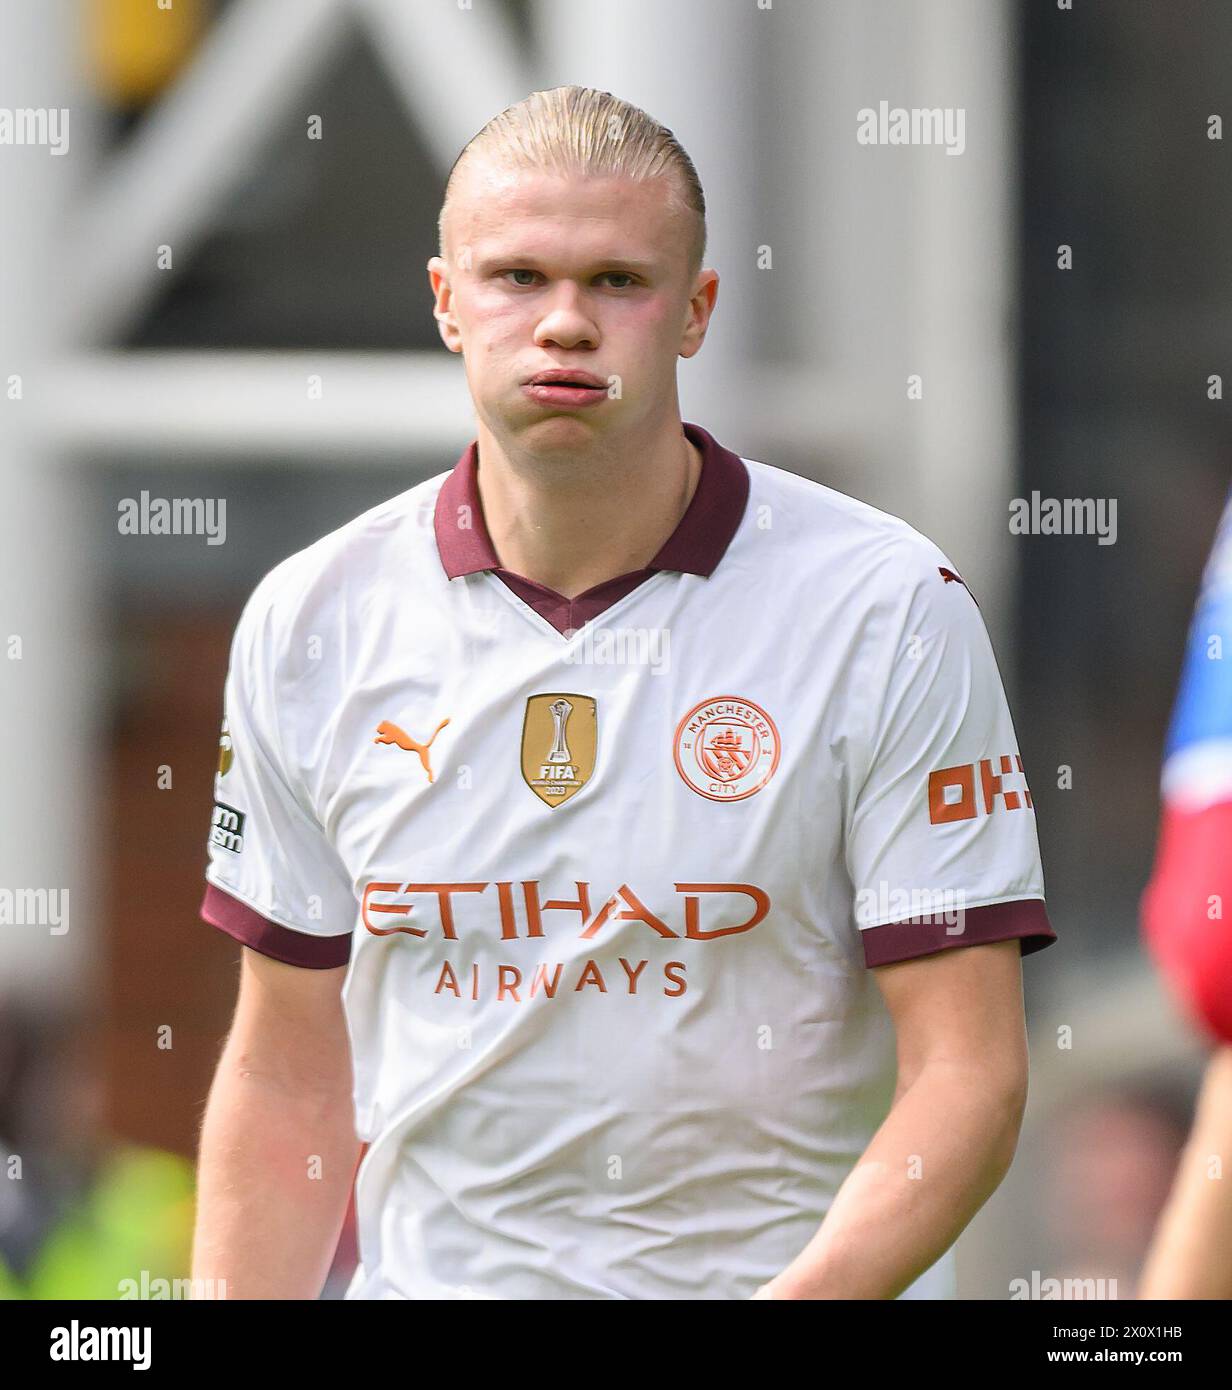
{"left": 1138, "top": 491, "right": 1232, "bottom": 1298}
{"left": 192, "top": 86, "right": 1055, "bottom": 1301}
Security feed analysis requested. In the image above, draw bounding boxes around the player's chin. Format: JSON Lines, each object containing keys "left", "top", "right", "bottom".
{"left": 513, "top": 404, "right": 612, "bottom": 436}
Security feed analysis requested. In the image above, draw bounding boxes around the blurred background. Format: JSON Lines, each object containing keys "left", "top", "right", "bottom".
{"left": 0, "top": 0, "right": 1227, "bottom": 1299}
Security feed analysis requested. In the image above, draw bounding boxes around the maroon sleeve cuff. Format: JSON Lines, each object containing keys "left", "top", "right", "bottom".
{"left": 201, "top": 882, "right": 352, "bottom": 969}
{"left": 861, "top": 898, "right": 1056, "bottom": 969}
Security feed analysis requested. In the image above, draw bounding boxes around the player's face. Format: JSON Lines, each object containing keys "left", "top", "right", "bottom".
{"left": 429, "top": 165, "right": 715, "bottom": 456}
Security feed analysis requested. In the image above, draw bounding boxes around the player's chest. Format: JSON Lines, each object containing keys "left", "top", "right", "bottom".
{"left": 306, "top": 586, "right": 853, "bottom": 905}
{"left": 321, "top": 597, "right": 865, "bottom": 994}
{"left": 321, "top": 667, "right": 828, "bottom": 852}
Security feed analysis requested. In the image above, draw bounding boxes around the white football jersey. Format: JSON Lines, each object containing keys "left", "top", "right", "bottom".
{"left": 201, "top": 421, "right": 1054, "bottom": 1300}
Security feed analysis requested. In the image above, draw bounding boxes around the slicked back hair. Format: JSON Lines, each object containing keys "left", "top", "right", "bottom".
{"left": 438, "top": 85, "right": 707, "bottom": 278}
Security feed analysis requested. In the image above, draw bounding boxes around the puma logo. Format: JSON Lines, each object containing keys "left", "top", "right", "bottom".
{"left": 938, "top": 566, "right": 979, "bottom": 607}
{"left": 374, "top": 718, "right": 450, "bottom": 783}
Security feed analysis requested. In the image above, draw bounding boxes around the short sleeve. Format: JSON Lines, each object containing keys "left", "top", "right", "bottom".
{"left": 1141, "top": 489, "right": 1232, "bottom": 1041}
{"left": 200, "top": 576, "right": 356, "bottom": 969}
{"left": 846, "top": 543, "right": 1055, "bottom": 968}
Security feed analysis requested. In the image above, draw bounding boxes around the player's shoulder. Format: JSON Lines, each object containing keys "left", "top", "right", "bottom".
{"left": 1162, "top": 486, "right": 1232, "bottom": 765}
{"left": 738, "top": 454, "right": 962, "bottom": 600}
{"left": 232, "top": 469, "right": 450, "bottom": 649}
{"left": 1193, "top": 487, "right": 1232, "bottom": 613}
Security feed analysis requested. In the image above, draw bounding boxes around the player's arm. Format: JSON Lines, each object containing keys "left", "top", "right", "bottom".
{"left": 1136, "top": 796, "right": 1232, "bottom": 1299}
{"left": 752, "top": 939, "right": 1028, "bottom": 1300}
{"left": 753, "top": 535, "right": 1051, "bottom": 1298}
{"left": 194, "top": 566, "right": 364, "bottom": 1297}
{"left": 1136, "top": 1044, "right": 1232, "bottom": 1299}
{"left": 1136, "top": 493, "right": 1232, "bottom": 1297}
{"left": 191, "top": 946, "right": 362, "bottom": 1299}
{"left": 1138, "top": 798, "right": 1232, "bottom": 1297}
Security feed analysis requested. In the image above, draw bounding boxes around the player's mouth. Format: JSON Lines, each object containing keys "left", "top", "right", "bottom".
{"left": 522, "top": 369, "right": 609, "bottom": 409}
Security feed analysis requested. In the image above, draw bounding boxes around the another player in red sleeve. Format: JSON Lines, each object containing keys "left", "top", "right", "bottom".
{"left": 1139, "top": 492, "right": 1232, "bottom": 1298}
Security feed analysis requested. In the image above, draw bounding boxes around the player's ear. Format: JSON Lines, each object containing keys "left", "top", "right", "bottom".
{"left": 427, "top": 255, "right": 463, "bottom": 354}
{"left": 678, "top": 268, "right": 718, "bottom": 362}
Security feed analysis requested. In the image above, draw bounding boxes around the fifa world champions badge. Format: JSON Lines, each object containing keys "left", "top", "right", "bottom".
{"left": 522, "top": 693, "right": 598, "bottom": 807}
{"left": 217, "top": 718, "right": 233, "bottom": 777}
{"left": 673, "top": 696, "right": 780, "bottom": 801}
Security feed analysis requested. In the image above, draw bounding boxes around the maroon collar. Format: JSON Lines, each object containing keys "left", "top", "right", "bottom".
{"left": 433, "top": 421, "right": 749, "bottom": 583}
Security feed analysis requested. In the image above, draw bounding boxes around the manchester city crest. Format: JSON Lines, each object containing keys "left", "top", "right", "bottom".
{"left": 673, "top": 695, "right": 780, "bottom": 801}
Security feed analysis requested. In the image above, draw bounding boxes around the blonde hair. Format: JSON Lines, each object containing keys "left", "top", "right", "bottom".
{"left": 439, "top": 85, "right": 707, "bottom": 275}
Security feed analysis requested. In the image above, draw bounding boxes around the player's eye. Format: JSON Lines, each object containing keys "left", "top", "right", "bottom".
{"left": 499, "top": 270, "right": 638, "bottom": 289}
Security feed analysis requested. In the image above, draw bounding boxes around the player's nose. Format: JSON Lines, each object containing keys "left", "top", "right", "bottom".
{"left": 533, "top": 291, "right": 599, "bottom": 352}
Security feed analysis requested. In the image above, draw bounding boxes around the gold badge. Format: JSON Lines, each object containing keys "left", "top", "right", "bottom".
{"left": 217, "top": 718, "right": 233, "bottom": 777}
{"left": 521, "top": 693, "right": 597, "bottom": 808}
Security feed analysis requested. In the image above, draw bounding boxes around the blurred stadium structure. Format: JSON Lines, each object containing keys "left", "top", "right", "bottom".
{"left": 0, "top": 0, "right": 1227, "bottom": 1297}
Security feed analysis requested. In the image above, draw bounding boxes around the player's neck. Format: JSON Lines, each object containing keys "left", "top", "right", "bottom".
{"left": 472, "top": 421, "right": 702, "bottom": 599}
